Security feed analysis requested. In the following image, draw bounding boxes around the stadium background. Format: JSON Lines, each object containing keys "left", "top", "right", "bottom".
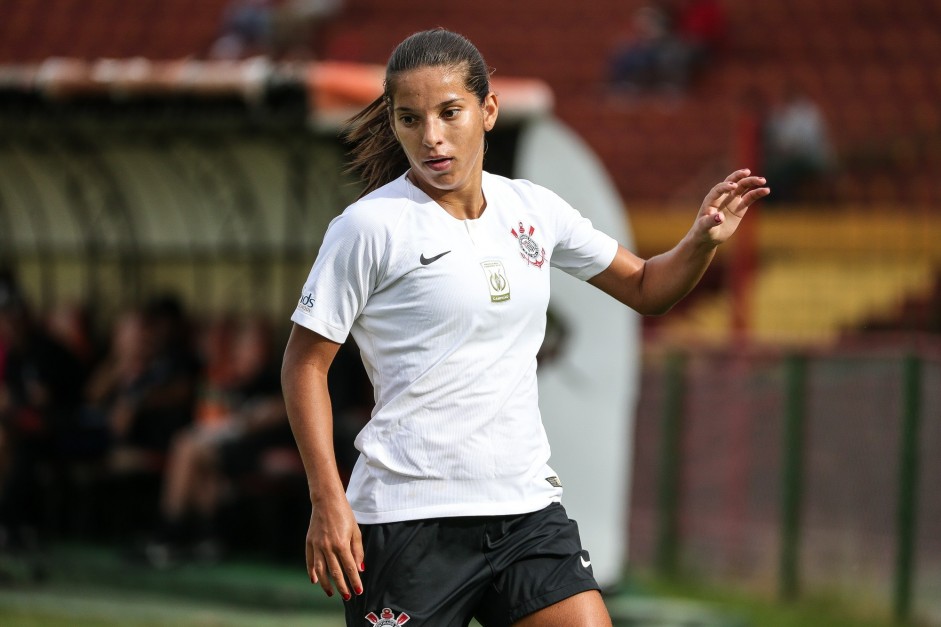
{"left": 1, "top": 0, "right": 940, "bottom": 625}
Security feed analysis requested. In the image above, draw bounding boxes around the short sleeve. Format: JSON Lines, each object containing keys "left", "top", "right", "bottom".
{"left": 543, "top": 188, "right": 618, "bottom": 280}
{"left": 290, "top": 207, "right": 387, "bottom": 343}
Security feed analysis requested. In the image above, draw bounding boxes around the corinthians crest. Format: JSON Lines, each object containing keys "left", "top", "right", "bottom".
{"left": 511, "top": 222, "right": 546, "bottom": 268}
{"left": 365, "top": 608, "right": 411, "bottom": 626}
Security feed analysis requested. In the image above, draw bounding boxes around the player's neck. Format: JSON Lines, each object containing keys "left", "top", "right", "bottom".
{"left": 409, "top": 172, "right": 487, "bottom": 220}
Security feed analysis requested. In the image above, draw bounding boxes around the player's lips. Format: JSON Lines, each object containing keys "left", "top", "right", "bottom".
{"left": 424, "top": 156, "right": 453, "bottom": 172}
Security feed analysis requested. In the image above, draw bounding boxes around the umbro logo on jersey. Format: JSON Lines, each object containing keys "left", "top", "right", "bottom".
{"left": 296, "top": 292, "right": 315, "bottom": 313}
{"left": 420, "top": 250, "right": 451, "bottom": 265}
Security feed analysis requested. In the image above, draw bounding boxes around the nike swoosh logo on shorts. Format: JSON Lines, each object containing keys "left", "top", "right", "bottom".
{"left": 580, "top": 556, "right": 591, "bottom": 568}
{"left": 420, "top": 250, "right": 451, "bottom": 265}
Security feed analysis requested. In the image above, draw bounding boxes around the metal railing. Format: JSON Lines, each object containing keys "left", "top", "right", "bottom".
{"left": 633, "top": 339, "right": 941, "bottom": 624}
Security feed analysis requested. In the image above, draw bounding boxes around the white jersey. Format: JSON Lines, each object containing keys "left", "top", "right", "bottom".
{"left": 291, "top": 171, "right": 618, "bottom": 523}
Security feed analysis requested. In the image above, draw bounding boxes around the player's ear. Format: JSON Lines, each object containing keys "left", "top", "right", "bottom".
{"left": 482, "top": 91, "right": 498, "bottom": 132}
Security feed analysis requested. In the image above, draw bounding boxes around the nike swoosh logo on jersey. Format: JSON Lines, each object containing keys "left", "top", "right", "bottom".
{"left": 420, "top": 250, "right": 451, "bottom": 265}
{"left": 580, "top": 556, "right": 591, "bottom": 568}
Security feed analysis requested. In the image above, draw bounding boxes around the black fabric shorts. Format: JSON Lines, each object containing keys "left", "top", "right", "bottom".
{"left": 344, "top": 502, "right": 599, "bottom": 627}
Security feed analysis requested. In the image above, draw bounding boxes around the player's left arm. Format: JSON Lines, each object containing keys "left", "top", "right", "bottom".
{"left": 588, "top": 169, "right": 769, "bottom": 315}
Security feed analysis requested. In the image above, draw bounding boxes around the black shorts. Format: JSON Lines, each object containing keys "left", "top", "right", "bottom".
{"left": 344, "top": 502, "right": 600, "bottom": 627}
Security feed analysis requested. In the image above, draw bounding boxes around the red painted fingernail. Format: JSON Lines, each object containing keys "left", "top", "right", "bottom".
{"left": 354, "top": 586, "right": 363, "bottom": 595}
{"left": 343, "top": 592, "right": 352, "bottom": 601}
{"left": 359, "top": 562, "right": 366, "bottom": 572}
{"left": 326, "top": 590, "right": 333, "bottom": 597}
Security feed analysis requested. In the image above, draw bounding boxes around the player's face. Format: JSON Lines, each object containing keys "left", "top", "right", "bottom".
{"left": 390, "top": 65, "right": 498, "bottom": 202}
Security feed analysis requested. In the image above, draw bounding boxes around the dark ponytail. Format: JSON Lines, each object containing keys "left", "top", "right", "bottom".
{"left": 342, "top": 95, "right": 407, "bottom": 197}
{"left": 342, "top": 28, "right": 492, "bottom": 196}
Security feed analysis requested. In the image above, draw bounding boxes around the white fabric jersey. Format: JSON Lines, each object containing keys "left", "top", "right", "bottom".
{"left": 291, "top": 171, "right": 618, "bottom": 524}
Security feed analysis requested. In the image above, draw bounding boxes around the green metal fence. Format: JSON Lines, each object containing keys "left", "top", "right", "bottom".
{"left": 632, "top": 340, "right": 941, "bottom": 625}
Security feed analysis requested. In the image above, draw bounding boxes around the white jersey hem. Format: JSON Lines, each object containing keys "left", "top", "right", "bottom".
{"left": 351, "top": 495, "right": 562, "bottom": 525}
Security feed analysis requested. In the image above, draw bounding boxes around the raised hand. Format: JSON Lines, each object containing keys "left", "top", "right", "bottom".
{"left": 694, "top": 169, "right": 770, "bottom": 246}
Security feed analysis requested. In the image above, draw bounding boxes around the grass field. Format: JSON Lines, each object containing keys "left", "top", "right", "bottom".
{"left": 0, "top": 587, "right": 345, "bottom": 627}
{"left": 0, "top": 544, "right": 914, "bottom": 627}
{"left": 632, "top": 575, "right": 913, "bottom": 627}
{"left": 0, "top": 581, "right": 909, "bottom": 627}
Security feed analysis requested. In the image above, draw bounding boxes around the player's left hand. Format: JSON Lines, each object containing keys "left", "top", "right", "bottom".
{"left": 694, "top": 169, "right": 769, "bottom": 245}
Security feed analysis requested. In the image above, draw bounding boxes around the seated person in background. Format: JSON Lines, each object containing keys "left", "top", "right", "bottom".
{"left": 85, "top": 297, "right": 200, "bottom": 476}
{"left": 45, "top": 303, "right": 96, "bottom": 373}
{"left": 84, "top": 309, "right": 151, "bottom": 443}
{"left": 208, "top": 0, "right": 275, "bottom": 60}
{"left": 0, "top": 276, "right": 85, "bottom": 556}
{"left": 607, "top": 4, "right": 678, "bottom": 94}
{"left": 209, "top": 0, "right": 344, "bottom": 60}
{"left": 143, "top": 315, "right": 290, "bottom": 566}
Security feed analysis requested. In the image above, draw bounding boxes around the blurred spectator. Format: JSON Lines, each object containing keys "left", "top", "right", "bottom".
{"left": 86, "top": 296, "right": 199, "bottom": 478}
{"left": 670, "top": 0, "right": 727, "bottom": 88}
{"left": 0, "top": 272, "right": 86, "bottom": 555}
{"left": 142, "top": 315, "right": 291, "bottom": 567}
{"left": 209, "top": 0, "right": 275, "bottom": 60}
{"left": 83, "top": 309, "right": 151, "bottom": 463}
{"left": 764, "top": 84, "right": 836, "bottom": 203}
{"left": 606, "top": 4, "right": 680, "bottom": 94}
{"left": 45, "top": 303, "right": 96, "bottom": 371}
{"left": 607, "top": 0, "right": 727, "bottom": 97}
{"left": 209, "top": 0, "right": 344, "bottom": 60}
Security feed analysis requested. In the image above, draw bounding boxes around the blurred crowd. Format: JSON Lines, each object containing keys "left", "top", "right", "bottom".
{"left": 0, "top": 269, "right": 372, "bottom": 573}
{"left": 604, "top": 0, "right": 835, "bottom": 201}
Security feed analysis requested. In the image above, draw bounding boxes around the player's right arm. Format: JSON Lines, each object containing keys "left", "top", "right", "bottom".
{"left": 281, "top": 323, "right": 364, "bottom": 600}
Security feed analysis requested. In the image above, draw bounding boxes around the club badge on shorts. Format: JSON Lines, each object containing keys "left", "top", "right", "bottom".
{"left": 511, "top": 222, "right": 546, "bottom": 268}
{"left": 365, "top": 608, "right": 411, "bottom": 625}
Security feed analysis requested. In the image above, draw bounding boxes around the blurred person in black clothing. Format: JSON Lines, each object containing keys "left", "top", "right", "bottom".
{"left": 99, "top": 296, "right": 200, "bottom": 475}
{"left": 607, "top": 0, "right": 727, "bottom": 97}
{"left": 0, "top": 272, "right": 85, "bottom": 557}
{"left": 607, "top": 4, "right": 678, "bottom": 94}
{"left": 80, "top": 296, "right": 200, "bottom": 543}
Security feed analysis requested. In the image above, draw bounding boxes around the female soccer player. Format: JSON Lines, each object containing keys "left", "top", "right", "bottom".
{"left": 281, "top": 28, "right": 769, "bottom": 627}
